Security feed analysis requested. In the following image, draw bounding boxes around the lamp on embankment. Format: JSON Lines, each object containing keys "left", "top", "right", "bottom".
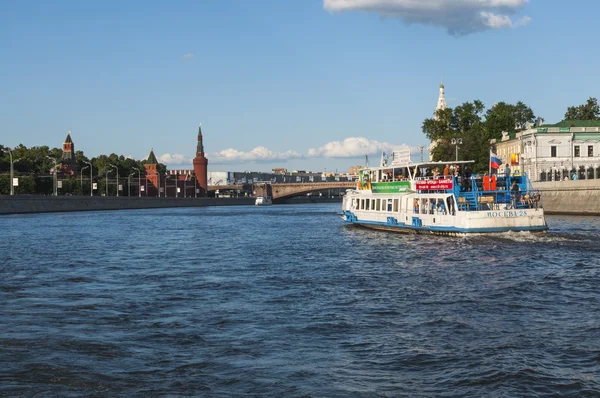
{"left": 451, "top": 138, "right": 462, "bottom": 162}
{"left": 84, "top": 161, "right": 93, "bottom": 196}
{"left": 110, "top": 164, "right": 119, "bottom": 197}
{"left": 46, "top": 156, "right": 58, "bottom": 196}
{"left": 133, "top": 167, "right": 141, "bottom": 197}
{"left": 2, "top": 147, "right": 14, "bottom": 195}
{"left": 80, "top": 165, "right": 89, "bottom": 196}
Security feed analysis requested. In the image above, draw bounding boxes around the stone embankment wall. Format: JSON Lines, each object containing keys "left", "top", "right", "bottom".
{"left": 1, "top": 182, "right": 599, "bottom": 215}
{"left": 0, "top": 196, "right": 254, "bottom": 215}
{"left": 532, "top": 180, "right": 600, "bottom": 215}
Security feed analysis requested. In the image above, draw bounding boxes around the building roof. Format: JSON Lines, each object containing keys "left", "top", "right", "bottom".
{"left": 541, "top": 120, "right": 600, "bottom": 128}
{"left": 64, "top": 131, "right": 73, "bottom": 143}
{"left": 573, "top": 133, "right": 600, "bottom": 142}
{"left": 145, "top": 149, "right": 158, "bottom": 165}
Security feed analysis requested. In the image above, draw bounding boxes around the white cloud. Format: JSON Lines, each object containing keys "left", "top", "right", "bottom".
{"left": 210, "top": 146, "right": 303, "bottom": 164}
{"left": 181, "top": 52, "right": 193, "bottom": 60}
{"left": 308, "top": 137, "right": 407, "bottom": 158}
{"left": 323, "top": 0, "right": 531, "bottom": 35}
{"left": 158, "top": 153, "right": 190, "bottom": 165}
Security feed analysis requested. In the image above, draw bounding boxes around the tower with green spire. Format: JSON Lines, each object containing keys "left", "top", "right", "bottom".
{"left": 193, "top": 124, "right": 208, "bottom": 196}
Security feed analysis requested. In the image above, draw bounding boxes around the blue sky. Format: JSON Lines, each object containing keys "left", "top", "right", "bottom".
{"left": 1, "top": 0, "right": 599, "bottom": 172}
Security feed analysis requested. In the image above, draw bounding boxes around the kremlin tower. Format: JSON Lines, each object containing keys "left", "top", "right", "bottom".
{"left": 144, "top": 148, "right": 159, "bottom": 195}
{"left": 193, "top": 124, "right": 208, "bottom": 197}
{"left": 61, "top": 131, "right": 77, "bottom": 175}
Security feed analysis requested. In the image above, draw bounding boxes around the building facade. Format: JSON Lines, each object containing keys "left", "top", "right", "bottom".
{"left": 492, "top": 120, "right": 600, "bottom": 181}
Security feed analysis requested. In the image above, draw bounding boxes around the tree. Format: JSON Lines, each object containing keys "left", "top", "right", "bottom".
{"left": 422, "top": 100, "right": 489, "bottom": 172}
{"left": 484, "top": 101, "right": 535, "bottom": 141}
{"left": 422, "top": 100, "right": 537, "bottom": 174}
{"left": 564, "top": 97, "right": 600, "bottom": 120}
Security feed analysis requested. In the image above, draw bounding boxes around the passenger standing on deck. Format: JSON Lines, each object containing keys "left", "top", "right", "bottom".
{"left": 511, "top": 180, "right": 520, "bottom": 208}
{"left": 505, "top": 164, "right": 511, "bottom": 188}
{"left": 464, "top": 166, "right": 473, "bottom": 191}
{"left": 444, "top": 164, "right": 450, "bottom": 177}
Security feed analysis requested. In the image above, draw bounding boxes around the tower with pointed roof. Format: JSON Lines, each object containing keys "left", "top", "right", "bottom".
{"left": 193, "top": 124, "right": 208, "bottom": 196}
{"left": 434, "top": 80, "right": 447, "bottom": 120}
{"left": 144, "top": 148, "right": 159, "bottom": 194}
{"left": 61, "top": 131, "right": 77, "bottom": 174}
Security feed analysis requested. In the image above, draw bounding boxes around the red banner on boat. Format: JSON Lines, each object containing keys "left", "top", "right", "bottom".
{"left": 416, "top": 179, "right": 453, "bottom": 190}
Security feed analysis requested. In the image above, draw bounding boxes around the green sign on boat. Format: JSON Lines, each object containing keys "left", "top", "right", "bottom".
{"left": 371, "top": 181, "right": 411, "bottom": 193}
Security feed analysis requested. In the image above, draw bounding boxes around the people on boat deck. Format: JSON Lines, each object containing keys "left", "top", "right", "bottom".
{"left": 413, "top": 199, "right": 419, "bottom": 213}
{"left": 510, "top": 180, "right": 521, "bottom": 208}
{"left": 443, "top": 164, "right": 450, "bottom": 177}
{"left": 463, "top": 166, "right": 473, "bottom": 191}
{"left": 505, "top": 164, "right": 511, "bottom": 188}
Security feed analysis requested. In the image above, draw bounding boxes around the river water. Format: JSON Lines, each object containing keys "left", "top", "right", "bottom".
{"left": 1, "top": 203, "right": 599, "bottom": 397}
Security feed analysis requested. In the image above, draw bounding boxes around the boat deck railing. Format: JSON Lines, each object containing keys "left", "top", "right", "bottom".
{"left": 415, "top": 174, "right": 543, "bottom": 211}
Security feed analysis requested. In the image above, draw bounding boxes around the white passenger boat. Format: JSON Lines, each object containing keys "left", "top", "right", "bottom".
{"left": 341, "top": 150, "right": 548, "bottom": 235}
{"left": 255, "top": 196, "right": 272, "bottom": 206}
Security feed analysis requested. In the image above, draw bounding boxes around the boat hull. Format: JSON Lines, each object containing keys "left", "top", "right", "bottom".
{"left": 341, "top": 209, "right": 548, "bottom": 235}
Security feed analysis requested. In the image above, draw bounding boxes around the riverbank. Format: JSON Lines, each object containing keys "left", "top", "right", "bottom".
{"left": 0, "top": 196, "right": 254, "bottom": 215}
{"left": 0, "top": 181, "right": 598, "bottom": 215}
{"left": 532, "top": 180, "right": 600, "bottom": 215}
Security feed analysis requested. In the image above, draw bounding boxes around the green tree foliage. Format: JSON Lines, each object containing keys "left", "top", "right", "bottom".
{"left": 564, "top": 97, "right": 600, "bottom": 120}
{"left": 422, "top": 100, "right": 537, "bottom": 173}
{"left": 484, "top": 101, "right": 535, "bottom": 141}
{"left": 0, "top": 143, "right": 168, "bottom": 195}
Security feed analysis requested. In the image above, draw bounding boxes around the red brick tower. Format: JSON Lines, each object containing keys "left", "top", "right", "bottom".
{"left": 193, "top": 124, "right": 208, "bottom": 196}
{"left": 61, "top": 131, "right": 77, "bottom": 175}
{"left": 144, "top": 148, "right": 159, "bottom": 195}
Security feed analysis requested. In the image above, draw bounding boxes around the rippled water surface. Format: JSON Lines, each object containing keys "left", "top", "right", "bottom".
{"left": 1, "top": 204, "right": 599, "bottom": 397}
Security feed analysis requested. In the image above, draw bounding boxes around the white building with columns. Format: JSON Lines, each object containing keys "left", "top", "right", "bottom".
{"left": 492, "top": 120, "right": 600, "bottom": 181}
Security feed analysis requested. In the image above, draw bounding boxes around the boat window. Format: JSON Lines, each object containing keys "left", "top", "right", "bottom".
{"left": 446, "top": 196, "right": 455, "bottom": 216}
{"left": 387, "top": 199, "right": 393, "bottom": 212}
{"left": 360, "top": 199, "right": 365, "bottom": 210}
{"left": 376, "top": 199, "right": 381, "bottom": 211}
{"left": 365, "top": 198, "right": 370, "bottom": 211}
{"left": 393, "top": 199, "right": 399, "bottom": 212}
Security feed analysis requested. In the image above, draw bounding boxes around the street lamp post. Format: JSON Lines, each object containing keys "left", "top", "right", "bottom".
{"left": 80, "top": 165, "right": 89, "bottom": 195}
{"left": 184, "top": 175, "right": 188, "bottom": 198}
{"left": 156, "top": 171, "right": 160, "bottom": 197}
{"left": 128, "top": 172, "right": 135, "bottom": 196}
{"left": 110, "top": 164, "right": 119, "bottom": 197}
{"left": 2, "top": 147, "right": 14, "bottom": 195}
{"left": 417, "top": 145, "right": 425, "bottom": 162}
{"left": 451, "top": 138, "right": 463, "bottom": 162}
{"left": 165, "top": 174, "right": 171, "bottom": 198}
{"left": 84, "top": 161, "right": 93, "bottom": 196}
{"left": 46, "top": 156, "right": 58, "bottom": 196}
{"left": 133, "top": 167, "right": 141, "bottom": 197}
{"left": 105, "top": 168, "right": 112, "bottom": 196}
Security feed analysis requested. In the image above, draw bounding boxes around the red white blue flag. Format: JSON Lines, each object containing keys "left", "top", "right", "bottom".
{"left": 490, "top": 152, "right": 501, "bottom": 169}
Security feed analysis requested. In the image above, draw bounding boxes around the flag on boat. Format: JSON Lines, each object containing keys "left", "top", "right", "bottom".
{"left": 490, "top": 151, "right": 501, "bottom": 169}
{"left": 380, "top": 150, "right": 388, "bottom": 167}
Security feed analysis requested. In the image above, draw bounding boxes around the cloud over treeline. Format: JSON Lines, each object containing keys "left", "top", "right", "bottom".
{"left": 323, "top": 0, "right": 531, "bottom": 35}
{"left": 157, "top": 138, "right": 409, "bottom": 166}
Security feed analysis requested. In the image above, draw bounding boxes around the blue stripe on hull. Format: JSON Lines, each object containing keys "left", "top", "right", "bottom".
{"left": 340, "top": 212, "right": 548, "bottom": 235}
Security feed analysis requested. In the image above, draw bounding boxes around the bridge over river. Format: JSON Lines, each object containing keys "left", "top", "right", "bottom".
{"left": 208, "top": 181, "right": 356, "bottom": 200}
